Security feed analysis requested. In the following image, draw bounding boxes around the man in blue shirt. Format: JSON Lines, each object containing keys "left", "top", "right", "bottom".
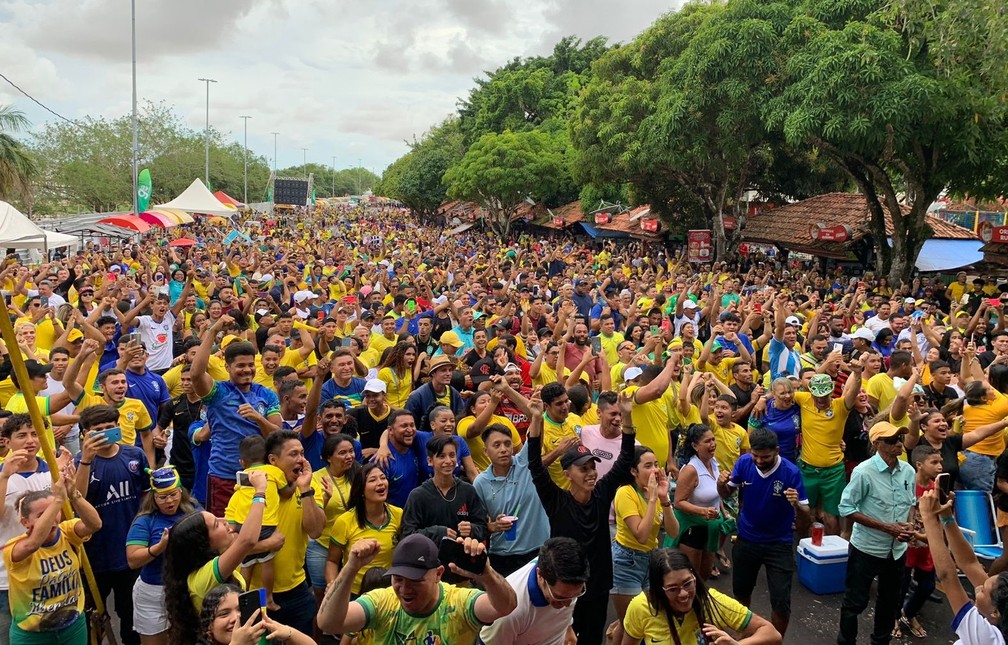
{"left": 190, "top": 314, "right": 282, "bottom": 518}
{"left": 381, "top": 409, "right": 425, "bottom": 507}
{"left": 769, "top": 293, "right": 803, "bottom": 380}
{"left": 319, "top": 349, "right": 367, "bottom": 409}
{"left": 719, "top": 428, "right": 808, "bottom": 637}
{"left": 117, "top": 338, "right": 172, "bottom": 453}
{"left": 836, "top": 421, "right": 916, "bottom": 645}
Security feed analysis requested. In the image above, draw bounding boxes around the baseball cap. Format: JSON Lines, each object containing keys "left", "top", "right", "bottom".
{"left": 711, "top": 339, "right": 724, "bottom": 352}
{"left": 258, "top": 273, "right": 273, "bottom": 284}
{"left": 785, "top": 315, "right": 801, "bottom": 327}
{"left": 808, "top": 374, "right": 833, "bottom": 397}
{"left": 868, "top": 421, "right": 906, "bottom": 443}
{"left": 561, "top": 444, "right": 602, "bottom": 470}
{"left": 359, "top": 285, "right": 374, "bottom": 298}
{"left": 904, "top": 297, "right": 915, "bottom": 304}
{"left": 503, "top": 362, "right": 521, "bottom": 374}
{"left": 67, "top": 328, "right": 84, "bottom": 342}
{"left": 683, "top": 300, "right": 698, "bottom": 310}
{"left": 363, "top": 379, "right": 387, "bottom": 394}
{"left": 386, "top": 534, "right": 441, "bottom": 580}
{"left": 24, "top": 360, "right": 52, "bottom": 379}
{"left": 851, "top": 327, "right": 875, "bottom": 342}
{"left": 293, "top": 290, "right": 315, "bottom": 304}
{"left": 623, "top": 366, "right": 644, "bottom": 381}
{"left": 439, "top": 330, "right": 464, "bottom": 348}
{"left": 221, "top": 335, "right": 244, "bottom": 349}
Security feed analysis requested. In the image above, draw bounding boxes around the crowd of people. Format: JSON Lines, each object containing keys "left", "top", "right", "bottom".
{"left": 0, "top": 201, "right": 1005, "bottom": 644}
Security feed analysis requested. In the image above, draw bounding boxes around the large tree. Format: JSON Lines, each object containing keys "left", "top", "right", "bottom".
{"left": 763, "top": 0, "right": 1008, "bottom": 280}
{"left": 442, "top": 129, "right": 568, "bottom": 238}
{"left": 375, "top": 117, "right": 465, "bottom": 218}
{"left": 0, "top": 106, "right": 38, "bottom": 206}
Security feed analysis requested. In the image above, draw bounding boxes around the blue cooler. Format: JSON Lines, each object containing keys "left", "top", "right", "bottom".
{"left": 797, "top": 535, "right": 848, "bottom": 594}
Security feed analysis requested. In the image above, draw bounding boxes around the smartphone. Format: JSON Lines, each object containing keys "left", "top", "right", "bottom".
{"left": 344, "top": 295, "right": 357, "bottom": 305}
{"left": 124, "top": 332, "right": 141, "bottom": 346}
{"left": 935, "top": 473, "right": 950, "bottom": 505}
{"left": 341, "top": 336, "right": 354, "bottom": 347}
{"left": 438, "top": 537, "right": 488, "bottom": 575}
{"left": 590, "top": 336, "right": 602, "bottom": 354}
{"left": 94, "top": 426, "right": 122, "bottom": 444}
{"left": 832, "top": 343, "right": 843, "bottom": 354}
{"left": 236, "top": 471, "right": 252, "bottom": 487}
{"left": 40, "top": 295, "right": 48, "bottom": 308}
{"left": 911, "top": 310, "right": 925, "bottom": 320}
{"left": 650, "top": 325, "right": 659, "bottom": 336}
{"left": 238, "top": 588, "right": 266, "bottom": 626}
{"left": 990, "top": 298, "right": 1002, "bottom": 307}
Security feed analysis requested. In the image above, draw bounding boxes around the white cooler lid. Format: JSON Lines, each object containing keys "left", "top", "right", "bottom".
{"left": 798, "top": 535, "right": 849, "bottom": 559}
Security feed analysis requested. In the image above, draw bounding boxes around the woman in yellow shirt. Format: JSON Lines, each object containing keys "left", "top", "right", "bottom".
{"left": 458, "top": 390, "right": 523, "bottom": 471}
{"left": 611, "top": 447, "right": 679, "bottom": 645}
{"left": 376, "top": 342, "right": 417, "bottom": 408}
{"left": 308, "top": 434, "right": 359, "bottom": 604}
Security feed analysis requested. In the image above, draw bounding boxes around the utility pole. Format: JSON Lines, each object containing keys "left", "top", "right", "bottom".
{"left": 270, "top": 132, "right": 279, "bottom": 174}
{"left": 239, "top": 115, "right": 251, "bottom": 204}
{"left": 130, "top": 0, "right": 138, "bottom": 218}
{"left": 197, "top": 77, "right": 217, "bottom": 186}
{"left": 357, "top": 157, "right": 362, "bottom": 194}
{"left": 331, "top": 156, "right": 336, "bottom": 197}
{"left": 301, "top": 148, "right": 308, "bottom": 180}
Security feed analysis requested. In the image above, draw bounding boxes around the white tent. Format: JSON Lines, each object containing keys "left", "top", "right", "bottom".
{"left": 0, "top": 201, "right": 48, "bottom": 249}
{"left": 43, "top": 229, "right": 79, "bottom": 250}
{"left": 154, "top": 179, "right": 234, "bottom": 216}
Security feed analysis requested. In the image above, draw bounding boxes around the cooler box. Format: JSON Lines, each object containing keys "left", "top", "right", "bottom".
{"left": 797, "top": 535, "right": 849, "bottom": 594}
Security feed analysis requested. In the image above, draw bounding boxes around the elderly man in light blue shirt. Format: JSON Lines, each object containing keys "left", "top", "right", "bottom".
{"left": 836, "top": 421, "right": 917, "bottom": 645}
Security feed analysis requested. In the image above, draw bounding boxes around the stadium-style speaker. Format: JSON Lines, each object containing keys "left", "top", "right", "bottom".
{"left": 274, "top": 179, "right": 309, "bottom": 206}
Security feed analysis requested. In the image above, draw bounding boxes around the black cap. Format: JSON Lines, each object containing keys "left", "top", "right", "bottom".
{"left": 386, "top": 534, "right": 440, "bottom": 580}
{"left": 560, "top": 444, "right": 601, "bottom": 470}
{"left": 24, "top": 360, "right": 52, "bottom": 379}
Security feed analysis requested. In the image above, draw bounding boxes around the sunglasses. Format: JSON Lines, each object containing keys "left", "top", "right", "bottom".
{"left": 879, "top": 434, "right": 903, "bottom": 445}
{"left": 662, "top": 576, "right": 697, "bottom": 595}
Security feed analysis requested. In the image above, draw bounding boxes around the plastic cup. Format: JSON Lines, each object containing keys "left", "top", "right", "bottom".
{"left": 811, "top": 522, "right": 825, "bottom": 546}
{"left": 502, "top": 516, "right": 518, "bottom": 541}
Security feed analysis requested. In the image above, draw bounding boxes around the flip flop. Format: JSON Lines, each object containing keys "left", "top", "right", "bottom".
{"left": 717, "top": 553, "right": 732, "bottom": 570}
{"left": 708, "top": 567, "right": 721, "bottom": 579}
{"left": 900, "top": 615, "right": 927, "bottom": 639}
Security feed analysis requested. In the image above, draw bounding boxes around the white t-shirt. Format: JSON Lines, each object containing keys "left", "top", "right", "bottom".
{"left": 0, "top": 463, "right": 54, "bottom": 590}
{"left": 138, "top": 312, "right": 175, "bottom": 370}
{"left": 580, "top": 424, "right": 641, "bottom": 524}
{"left": 478, "top": 559, "right": 575, "bottom": 645}
{"left": 953, "top": 602, "right": 1005, "bottom": 645}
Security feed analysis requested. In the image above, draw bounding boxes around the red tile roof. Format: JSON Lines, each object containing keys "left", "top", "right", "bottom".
{"left": 744, "top": 192, "right": 975, "bottom": 256}
{"left": 596, "top": 204, "right": 664, "bottom": 238}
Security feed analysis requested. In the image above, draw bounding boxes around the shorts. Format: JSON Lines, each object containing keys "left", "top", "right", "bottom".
{"left": 207, "top": 475, "right": 236, "bottom": 518}
{"left": 305, "top": 539, "right": 329, "bottom": 590}
{"left": 960, "top": 451, "right": 997, "bottom": 492}
{"left": 799, "top": 461, "right": 845, "bottom": 516}
{"left": 240, "top": 525, "right": 277, "bottom": 565}
{"left": 132, "top": 577, "right": 168, "bottom": 635}
{"left": 10, "top": 613, "right": 86, "bottom": 645}
{"left": 611, "top": 541, "right": 651, "bottom": 595}
{"left": 732, "top": 538, "right": 794, "bottom": 617}
{"left": 677, "top": 524, "right": 710, "bottom": 551}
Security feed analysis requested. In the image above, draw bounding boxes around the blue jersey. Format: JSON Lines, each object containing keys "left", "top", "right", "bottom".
{"left": 383, "top": 444, "right": 423, "bottom": 508}
{"left": 320, "top": 377, "right": 367, "bottom": 409}
{"left": 749, "top": 402, "right": 801, "bottom": 464}
{"left": 125, "top": 369, "right": 171, "bottom": 428}
{"left": 716, "top": 333, "right": 754, "bottom": 355}
{"left": 203, "top": 381, "right": 280, "bottom": 479}
{"left": 729, "top": 454, "right": 807, "bottom": 544}
{"left": 414, "top": 430, "right": 471, "bottom": 479}
{"left": 77, "top": 445, "right": 149, "bottom": 573}
{"left": 189, "top": 421, "right": 211, "bottom": 506}
{"left": 126, "top": 509, "right": 192, "bottom": 585}
{"left": 768, "top": 337, "right": 802, "bottom": 381}
{"left": 300, "top": 430, "right": 363, "bottom": 471}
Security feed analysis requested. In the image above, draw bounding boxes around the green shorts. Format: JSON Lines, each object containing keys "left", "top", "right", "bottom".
{"left": 799, "top": 461, "right": 845, "bottom": 516}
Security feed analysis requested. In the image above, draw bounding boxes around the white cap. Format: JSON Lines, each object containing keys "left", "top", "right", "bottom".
{"left": 363, "top": 379, "right": 387, "bottom": 394}
{"left": 785, "top": 315, "right": 800, "bottom": 326}
{"left": 904, "top": 297, "right": 915, "bottom": 303}
{"left": 624, "top": 366, "right": 644, "bottom": 381}
{"left": 851, "top": 327, "right": 875, "bottom": 342}
{"left": 433, "top": 295, "right": 448, "bottom": 306}
{"left": 293, "top": 290, "right": 315, "bottom": 304}
{"left": 683, "top": 300, "right": 698, "bottom": 310}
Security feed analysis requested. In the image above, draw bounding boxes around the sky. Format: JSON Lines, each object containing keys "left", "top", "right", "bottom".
{"left": 0, "top": 0, "right": 682, "bottom": 177}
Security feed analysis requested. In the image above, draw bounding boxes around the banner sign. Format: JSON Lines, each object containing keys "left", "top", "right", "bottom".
{"left": 810, "top": 223, "right": 853, "bottom": 242}
{"left": 137, "top": 169, "right": 152, "bottom": 213}
{"left": 979, "top": 221, "right": 1008, "bottom": 244}
{"left": 687, "top": 229, "right": 712, "bottom": 263}
{"left": 594, "top": 213, "right": 611, "bottom": 225}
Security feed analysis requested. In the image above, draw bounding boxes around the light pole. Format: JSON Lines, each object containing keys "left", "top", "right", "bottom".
{"left": 301, "top": 148, "right": 308, "bottom": 180}
{"left": 239, "top": 115, "right": 251, "bottom": 204}
{"left": 197, "top": 77, "right": 217, "bottom": 185}
{"left": 357, "top": 157, "right": 362, "bottom": 194}
{"left": 130, "top": 0, "right": 138, "bottom": 217}
{"left": 270, "top": 132, "right": 279, "bottom": 175}
{"left": 331, "top": 156, "right": 336, "bottom": 196}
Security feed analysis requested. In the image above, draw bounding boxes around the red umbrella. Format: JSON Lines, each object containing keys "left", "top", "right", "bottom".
{"left": 97, "top": 214, "right": 151, "bottom": 233}
{"left": 168, "top": 238, "right": 197, "bottom": 247}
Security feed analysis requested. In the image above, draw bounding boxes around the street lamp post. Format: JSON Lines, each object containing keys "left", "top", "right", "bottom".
{"left": 301, "top": 148, "right": 308, "bottom": 180}
{"left": 270, "top": 132, "right": 279, "bottom": 175}
{"left": 239, "top": 115, "right": 251, "bottom": 204}
{"left": 357, "top": 157, "right": 362, "bottom": 194}
{"left": 130, "top": 0, "right": 138, "bottom": 218}
{"left": 197, "top": 77, "right": 217, "bottom": 185}
{"left": 331, "top": 156, "right": 336, "bottom": 197}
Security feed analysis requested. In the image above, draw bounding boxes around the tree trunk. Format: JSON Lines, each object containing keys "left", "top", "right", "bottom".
{"left": 888, "top": 200, "right": 931, "bottom": 283}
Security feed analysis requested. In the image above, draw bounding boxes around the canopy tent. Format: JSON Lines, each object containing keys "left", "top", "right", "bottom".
{"left": 97, "top": 214, "right": 151, "bottom": 233}
{"left": 0, "top": 201, "right": 48, "bottom": 249}
{"left": 138, "top": 211, "right": 177, "bottom": 228}
{"left": 213, "top": 191, "right": 244, "bottom": 209}
{"left": 42, "top": 229, "right": 79, "bottom": 250}
{"left": 155, "top": 179, "right": 234, "bottom": 216}
{"left": 904, "top": 238, "right": 984, "bottom": 272}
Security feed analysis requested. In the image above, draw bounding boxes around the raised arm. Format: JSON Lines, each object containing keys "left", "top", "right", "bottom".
{"left": 192, "top": 315, "right": 233, "bottom": 398}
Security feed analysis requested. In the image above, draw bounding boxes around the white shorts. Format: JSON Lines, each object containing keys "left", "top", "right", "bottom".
{"left": 132, "top": 577, "right": 168, "bottom": 635}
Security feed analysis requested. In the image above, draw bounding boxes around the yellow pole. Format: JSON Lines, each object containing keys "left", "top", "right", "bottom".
{"left": 0, "top": 310, "right": 108, "bottom": 642}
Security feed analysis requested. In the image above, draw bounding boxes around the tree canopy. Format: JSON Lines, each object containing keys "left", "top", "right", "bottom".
{"left": 0, "top": 106, "right": 37, "bottom": 205}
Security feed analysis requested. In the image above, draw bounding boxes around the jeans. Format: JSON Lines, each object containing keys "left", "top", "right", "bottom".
{"left": 270, "top": 582, "right": 316, "bottom": 637}
{"left": 837, "top": 545, "right": 906, "bottom": 645}
{"left": 90, "top": 568, "right": 141, "bottom": 645}
{"left": 960, "top": 451, "right": 996, "bottom": 492}
{"left": 899, "top": 566, "right": 937, "bottom": 621}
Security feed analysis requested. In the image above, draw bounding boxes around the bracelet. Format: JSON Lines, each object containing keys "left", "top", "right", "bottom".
{"left": 660, "top": 500, "right": 672, "bottom": 508}
{"left": 299, "top": 488, "right": 315, "bottom": 499}
{"left": 940, "top": 515, "right": 955, "bottom": 525}
{"left": 251, "top": 496, "right": 266, "bottom": 504}
{"left": 147, "top": 546, "right": 154, "bottom": 558}
{"left": 79, "top": 461, "right": 92, "bottom": 466}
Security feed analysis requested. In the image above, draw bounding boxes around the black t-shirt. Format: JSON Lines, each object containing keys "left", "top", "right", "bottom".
{"left": 842, "top": 409, "right": 872, "bottom": 465}
{"left": 730, "top": 383, "right": 755, "bottom": 427}
{"left": 923, "top": 383, "right": 956, "bottom": 410}
{"left": 348, "top": 406, "right": 391, "bottom": 450}
{"left": 167, "top": 396, "right": 202, "bottom": 489}
{"left": 938, "top": 434, "right": 965, "bottom": 491}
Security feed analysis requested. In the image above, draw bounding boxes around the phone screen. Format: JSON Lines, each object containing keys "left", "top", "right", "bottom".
{"left": 590, "top": 337, "right": 602, "bottom": 354}
{"left": 935, "top": 473, "right": 950, "bottom": 504}
{"left": 238, "top": 589, "right": 266, "bottom": 626}
{"left": 438, "top": 537, "right": 487, "bottom": 575}
{"left": 236, "top": 471, "right": 252, "bottom": 487}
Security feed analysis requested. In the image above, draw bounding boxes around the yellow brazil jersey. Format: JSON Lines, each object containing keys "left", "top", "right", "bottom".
{"left": 377, "top": 367, "right": 413, "bottom": 409}
{"left": 626, "top": 385, "right": 670, "bottom": 469}
{"left": 624, "top": 587, "right": 751, "bottom": 644}
{"left": 794, "top": 391, "right": 850, "bottom": 468}
{"left": 598, "top": 332, "right": 624, "bottom": 366}
{"left": 865, "top": 372, "right": 897, "bottom": 412}
{"left": 359, "top": 348, "right": 381, "bottom": 370}
{"left": 312, "top": 468, "right": 353, "bottom": 549}
{"left": 356, "top": 583, "right": 484, "bottom": 645}
{"left": 580, "top": 402, "right": 599, "bottom": 426}
{"left": 541, "top": 412, "right": 583, "bottom": 490}
{"left": 963, "top": 390, "right": 1008, "bottom": 457}
{"left": 3, "top": 519, "right": 88, "bottom": 632}
{"left": 711, "top": 419, "right": 750, "bottom": 474}
{"left": 611, "top": 362, "right": 629, "bottom": 389}
{"left": 225, "top": 464, "right": 287, "bottom": 527}
{"left": 614, "top": 484, "right": 663, "bottom": 552}
{"left": 699, "top": 356, "right": 738, "bottom": 386}
{"left": 369, "top": 333, "right": 397, "bottom": 357}
{"left": 253, "top": 356, "right": 278, "bottom": 393}
{"left": 248, "top": 486, "right": 321, "bottom": 594}
{"left": 189, "top": 556, "right": 246, "bottom": 610}
{"left": 533, "top": 362, "right": 570, "bottom": 388}
{"left": 75, "top": 393, "right": 153, "bottom": 447}
{"left": 280, "top": 349, "right": 318, "bottom": 389}
{"left": 162, "top": 356, "right": 229, "bottom": 398}
{"left": 460, "top": 415, "right": 522, "bottom": 472}
{"left": 330, "top": 504, "right": 403, "bottom": 594}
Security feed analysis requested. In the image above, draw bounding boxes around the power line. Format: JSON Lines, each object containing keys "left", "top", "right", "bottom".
{"left": 0, "top": 70, "right": 74, "bottom": 125}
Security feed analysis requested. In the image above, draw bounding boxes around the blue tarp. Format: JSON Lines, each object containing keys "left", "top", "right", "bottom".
{"left": 580, "top": 222, "right": 629, "bottom": 239}
{"left": 903, "top": 238, "right": 983, "bottom": 272}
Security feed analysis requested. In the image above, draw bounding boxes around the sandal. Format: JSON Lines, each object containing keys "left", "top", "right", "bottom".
{"left": 899, "top": 615, "right": 927, "bottom": 639}
{"left": 717, "top": 553, "right": 732, "bottom": 570}
{"left": 891, "top": 625, "right": 903, "bottom": 640}
{"left": 708, "top": 567, "right": 721, "bottom": 579}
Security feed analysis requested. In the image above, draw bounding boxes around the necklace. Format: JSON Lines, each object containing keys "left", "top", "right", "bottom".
{"left": 435, "top": 479, "right": 458, "bottom": 502}
{"left": 488, "top": 467, "right": 512, "bottom": 502}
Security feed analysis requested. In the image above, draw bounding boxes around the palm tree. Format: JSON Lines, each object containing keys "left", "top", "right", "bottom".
{"left": 0, "top": 105, "right": 37, "bottom": 201}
